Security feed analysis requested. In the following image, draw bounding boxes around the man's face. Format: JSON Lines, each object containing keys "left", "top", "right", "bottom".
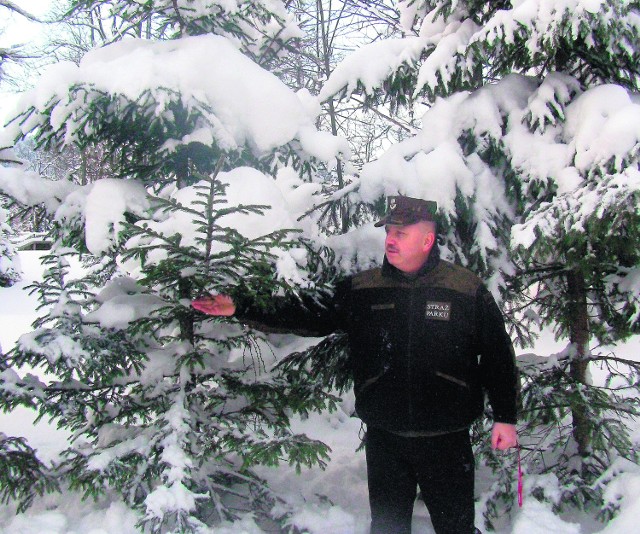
{"left": 384, "top": 221, "right": 435, "bottom": 273}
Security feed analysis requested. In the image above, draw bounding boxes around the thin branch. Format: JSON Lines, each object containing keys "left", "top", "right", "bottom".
{"left": 0, "top": 1, "right": 42, "bottom": 23}
{"left": 350, "top": 95, "right": 414, "bottom": 133}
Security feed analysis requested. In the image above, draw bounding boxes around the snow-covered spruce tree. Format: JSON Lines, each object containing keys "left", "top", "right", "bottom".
{"left": 318, "top": 0, "right": 640, "bottom": 526}
{"left": 0, "top": 2, "right": 349, "bottom": 531}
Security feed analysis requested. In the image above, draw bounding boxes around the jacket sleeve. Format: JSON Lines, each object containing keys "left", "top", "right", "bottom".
{"left": 476, "top": 285, "right": 519, "bottom": 424}
{"left": 234, "top": 278, "right": 351, "bottom": 337}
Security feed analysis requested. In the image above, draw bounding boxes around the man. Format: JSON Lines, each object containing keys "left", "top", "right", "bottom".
{"left": 192, "top": 196, "right": 518, "bottom": 534}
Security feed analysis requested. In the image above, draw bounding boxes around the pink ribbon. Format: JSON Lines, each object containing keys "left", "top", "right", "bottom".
{"left": 517, "top": 446, "right": 524, "bottom": 507}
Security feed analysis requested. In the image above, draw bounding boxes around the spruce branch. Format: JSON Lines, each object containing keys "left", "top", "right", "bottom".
{"left": 0, "top": 434, "right": 59, "bottom": 513}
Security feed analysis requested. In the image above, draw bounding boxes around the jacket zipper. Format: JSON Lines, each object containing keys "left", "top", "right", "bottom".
{"left": 406, "top": 283, "right": 415, "bottom": 425}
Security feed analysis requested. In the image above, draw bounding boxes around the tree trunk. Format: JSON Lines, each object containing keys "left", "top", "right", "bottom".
{"left": 318, "top": 1, "right": 349, "bottom": 234}
{"left": 566, "top": 267, "right": 590, "bottom": 458}
{"left": 175, "top": 148, "right": 194, "bottom": 345}
{"left": 178, "top": 278, "right": 194, "bottom": 345}
{"left": 80, "top": 150, "right": 88, "bottom": 185}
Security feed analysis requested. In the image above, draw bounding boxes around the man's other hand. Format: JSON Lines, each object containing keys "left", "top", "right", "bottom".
{"left": 191, "top": 294, "right": 236, "bottom": 316}
{"left": 491, "top": 422, "right": 517, "bottom": 450}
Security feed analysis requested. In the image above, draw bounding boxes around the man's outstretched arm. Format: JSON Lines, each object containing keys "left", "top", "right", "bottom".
{"left": 191, "top": 282, "right": 349, "bottom": 337}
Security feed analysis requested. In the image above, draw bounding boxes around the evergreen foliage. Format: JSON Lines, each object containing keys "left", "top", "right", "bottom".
{"left": 319, "top": 0, "right": 640, "bottom": 526}
{"left": 0, "top": 434, "right": 58, "bottom": 514}
{"left": 0, "top": 1, "right": 344, "bottom": 531}
{"left": 323, "top": 0, "right": 640, "bottom": 104}
{"left": 1, "top": 1, "right": 640, "bottom": 530}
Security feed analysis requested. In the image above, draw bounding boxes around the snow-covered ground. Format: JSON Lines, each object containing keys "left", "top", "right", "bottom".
{"left": 1, "top": 250, "right": 639, "bottom": 534}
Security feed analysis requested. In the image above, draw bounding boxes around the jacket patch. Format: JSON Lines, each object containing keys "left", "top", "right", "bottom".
{"left": 425, "top": 301, "right": 451, "bottom": 321}
{"left": 371, "top": 303, "right": 395, "bottom": 311}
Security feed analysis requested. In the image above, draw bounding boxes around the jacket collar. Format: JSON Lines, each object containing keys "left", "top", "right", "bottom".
{"left": 381, "top": 241, "right": 441, "bottom": 281}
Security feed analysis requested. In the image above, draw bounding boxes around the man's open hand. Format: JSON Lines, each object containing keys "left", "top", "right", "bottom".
{"left": 191, "top": 294, "right": 236, "bottom": 316}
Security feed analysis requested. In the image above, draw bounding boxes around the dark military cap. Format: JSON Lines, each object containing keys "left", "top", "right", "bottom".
{"left": 374, "top": 196, "right": 438, "bottom": 227}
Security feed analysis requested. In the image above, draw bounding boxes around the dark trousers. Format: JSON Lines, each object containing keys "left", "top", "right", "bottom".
{"left": 365, "top": 427, "right": 475, "bottom": 534}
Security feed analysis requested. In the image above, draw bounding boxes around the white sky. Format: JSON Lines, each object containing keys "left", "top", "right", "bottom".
{"left": 0, "top": 0, "right": 55, "bottom": 122}
{"left": 0, "top": 0, "right": 52, "bottom": 46}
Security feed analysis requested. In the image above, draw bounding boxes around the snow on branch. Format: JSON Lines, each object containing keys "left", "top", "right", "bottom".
{"left": 1, "top": 35, "right": 346, "bottom": 162}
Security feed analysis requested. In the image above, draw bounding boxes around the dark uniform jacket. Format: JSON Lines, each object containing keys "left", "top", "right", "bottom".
{"left": 238, "top": 246, "right": 518, "bottom": 435}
